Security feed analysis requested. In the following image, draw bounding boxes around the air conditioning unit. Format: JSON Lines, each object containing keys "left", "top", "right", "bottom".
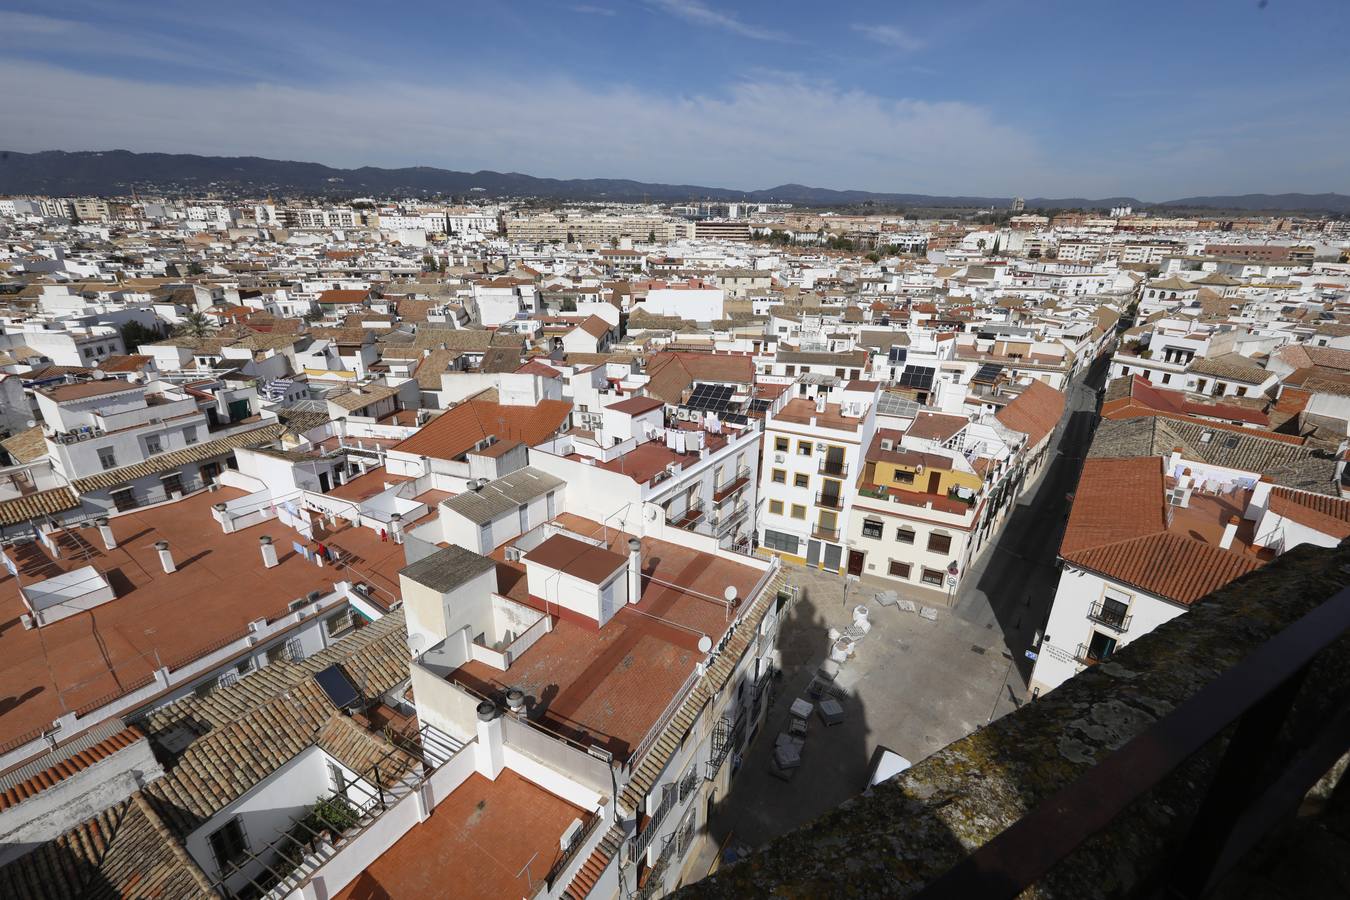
{"left": 774, "top": 453, "right": 785, "bottom": 464}
{"left": 505, "top": 546, "right": 523, "bottom": 562}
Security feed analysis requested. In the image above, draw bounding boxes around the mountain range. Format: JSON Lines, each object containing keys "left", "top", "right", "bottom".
{"left": 2, "top": 150, "right": 1348, "bottom": 213}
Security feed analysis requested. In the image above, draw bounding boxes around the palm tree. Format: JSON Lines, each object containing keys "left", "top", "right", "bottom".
{"left": 175, "top": 312, "right": 216, "bottom": 340}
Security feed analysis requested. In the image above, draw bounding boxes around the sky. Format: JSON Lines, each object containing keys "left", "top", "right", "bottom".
{"left": 1, "top": 0, "right": 1348, "bottom": 200}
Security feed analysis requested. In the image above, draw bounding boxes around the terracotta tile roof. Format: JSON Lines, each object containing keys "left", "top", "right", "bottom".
{"left": 905, "top": 411, "right": 968, "bottom": 443}
{"left": 577, "top": 314, "right": 611, "bottom": 339}
{"left": 327, "top": 383, "right": 399, "bottom": 411}
{"left": 562, "top": 824, "right": 625, "bottom": 900}
{"left": 1, "top": 425, "right": 47, "bottom": 464}
{"left": 40, "top": 379, "right": 140, "bottom": 402}
{"left": 413, "top": 348, "right": 461, "bottom": 389}
{"left": 1185, "top": 352, "right": 1270, "bottom": 384}
{"left": 0, "top": 724, "right": 145, "bottom": 812}
{"left": 1268, "top": 487, "right": 1350, "bottom": 540}
{"left": 0, "top": 485, "right": 81, "bottom": 527}
{"left": 524, "top": 534, "right": 627, "bottom": 585}
{"left": 69, "top": 422, "right": 286, "bottom": 494}
{"left": 1060, "top": 457, "right": 1168, "bottom": 557}
{"left": 994, "top": 380, "right": 1066, "bottom": 447}
{"left": 95, "top": 354, "right": 155, "bottom": 373}
{"left": 1065, "top": 532, "right": 1262, "bottom": 606}
{"left": 391, "top": 397, "right": 571, "bottom": 461}
{"left": 1103, "top": 375, "right": 1269, "bottom": 426}
{"left": 317, "top": 288, "right": 370, "bottom": 305}
{"left": 0, "top": 793, "right": 214, "bottom": 899}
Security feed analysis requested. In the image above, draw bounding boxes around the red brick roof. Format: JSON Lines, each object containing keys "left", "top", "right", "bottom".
{"left": 0, "top": 725, "right": 145, "bottom": 811}
{"left": 995, "top": 380, "right": 1066, "bottom": 447}
{"left": 1268, "top": 487, "right": 1350, "bottom": 540}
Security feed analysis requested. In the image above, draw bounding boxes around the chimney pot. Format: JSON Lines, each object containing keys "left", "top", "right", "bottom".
{"left": 260, "top": 535, "right": 279, "bottom": 568}
{"left": 95, "top": 516, "right": 116, "bottom": 550}
{"left": 155, "top": 540, "right": 176, "bottom": 573}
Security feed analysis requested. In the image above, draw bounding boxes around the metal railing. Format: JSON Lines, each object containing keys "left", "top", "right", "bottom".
{"left": 812, "top": 524, "right": 840, "bottom": 542}
{"left": 916, "top": 585, "right": 1350, "bottom": 900}
{"left": 1087, "top": 600, "right": 1131, "bottom": 633}
{"left": 712, "top": 466, "right": 751, "bottom": 502}
{"left": 1073, "top": 642, "right": 1112, "bottom": 666}
{"left": 636, "top": 832, "right": 677, "bottom": 900}
{"left": 814, "top": 490, "right": 842, "bottom": 509}
{"left": 818, "top": 459, "right": 848, "bottom": 477}
{"left": 631, "top": 784, "right": 676, "bottom": 862}
{"left": 544, "top": 811, "right": 602, "bottom": 889}
{"left": 707, "top": 716, "right": 745, "bottom": 780}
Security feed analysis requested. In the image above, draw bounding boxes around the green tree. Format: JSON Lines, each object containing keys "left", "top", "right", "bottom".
{"left": 647, "top": 229, "right": 656, "bottom": 244}
{"left": 174, "top": 311, "right": 216, "bottom": 340}
{"left": 120, "top": 320, "right": 164, "bottom": 351}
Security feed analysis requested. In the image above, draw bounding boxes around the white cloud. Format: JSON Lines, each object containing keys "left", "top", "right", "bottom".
{"left": 0, "top": 62, "right": 1049, "bottom": 196}
{"left": 851, "top": 23, "right": 924, "bottom": 52}
{"left": 646, "top": 0, "right": 793, "bottom": 42}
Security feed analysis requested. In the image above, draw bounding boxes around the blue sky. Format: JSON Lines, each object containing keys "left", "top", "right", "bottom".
{"left": 2, "top": 0, "right": 1348, "bottom": 199}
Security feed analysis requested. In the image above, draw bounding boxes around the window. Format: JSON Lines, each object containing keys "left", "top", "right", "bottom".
{"left": 892, "top": 470, "right": 914, "bottom": 484}
{"left": 896, "top": 527, "right": 915, "bottom": 544}
{"left": 1235, "top": 385, "right": 1247, "bottom": 397}
{"left": 98, "top": 447, "right": 117, "bottom": 470}
{"left": 790, "top": 504, "right": 806, "bottom": 519}
{"left": 888, "top": 561, "right": 911, "bottom": 579}
{"left": 111, "top": 488, "right": 136, "bottom": 512}
{"left": 183, "top": 427, "right": 198, "bottom": 445}
{"left": 207, "top": 818, "right": 249, "bottom": 875}
{"left": 145, "top": 434, "right": 162, "bottom": 455}
{"left": 1196, "top": 379, "right": 1207, "bottom": 392}
{"left": 928, "top": 533, "right": 952, "bottom": 554}
{"left": 329, "top": 761, "right": 348, "bottom": 794}
{"left": 797, "top": 441, "right": 813, "bottom": 456}
{"left": 1086, "top": 630, "right": 1118, "bottom": 664}
{"left": 325, "top": 610, "right": 352, "bottom": 637}
{"left": 794, "top": 473, "right": 809, "bottom": 489}
{"left": 768, "top": 500, "right": 783, "bottom": 515}
{"left": 774, "top": 436, "right": 789, "bottom": 452}
{"left": 861, "top": 519, "right": 883, "bottom": 539}
{"left": 762, "top": 529, "right": 800, "bottom": 553}
{"left": 921, "top": 567, "right": 945, "bottom": 586}
{"left": 771, "top": 469, "right": 786, "bottom": 484}
{"left": 1099, "top": 595, "right": 1130, "bottom": 628}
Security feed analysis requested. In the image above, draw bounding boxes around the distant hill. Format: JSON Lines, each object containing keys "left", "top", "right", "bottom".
{"left": 1, "top": 149, "right": 1347, "bottom": 213}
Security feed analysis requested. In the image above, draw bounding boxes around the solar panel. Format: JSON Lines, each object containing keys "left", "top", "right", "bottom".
{"left": 973, "top": 364, "right": 1003, "bottom": 384}
{"left": 722, "top": 413, "right": 749, "bottom": 426}
{"left": 897, "top": 365, "right": 935, "bottom": 391}
{"left": 876, "top": 392, "right": 921, "bottom": 418}
{"left": 749, "top": 399, "right": 771, "bottom": 413}
{"left": 887, "top": 346, "right": 908, "bottom": 364}
{"left": 686, "top": 383, "right": 734, "bottom": 413}
{"left": 314, "top": 664, "right": 361, "bottom": 710}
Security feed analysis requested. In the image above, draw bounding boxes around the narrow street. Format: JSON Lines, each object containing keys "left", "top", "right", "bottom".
{"left": 953, "top": 351, "right": 1111, "bottom": 718}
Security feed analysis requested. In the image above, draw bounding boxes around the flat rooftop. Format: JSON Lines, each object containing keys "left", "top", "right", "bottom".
{"left": 331, "top": 769, "right": 585, "bottom": 900}
{"left": 562, "top": 431, "right": 729, "bottom": 485}
{"left": 772, "top": 397, "right": 864, "bottom": 432}
{"left": 0, "top": 489, "right": 338, "bottom": 747}
{"left": 456, "top": 512, "right": 765, "bottom": 759}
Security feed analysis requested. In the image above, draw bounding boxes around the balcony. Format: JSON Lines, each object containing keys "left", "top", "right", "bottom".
{"left": 818, "top": 459, "right": 849, "bottom": 478}
{"left": 1087, "top": 600, "right": 1132, "bottom": 632}
{"left": 815, "top": 490, "right": 843, "bottom": 510}
{"left": 712, "top": 465, "right": 751, "bottom": 503}
{"left": 669, "top": 498, "right": 705, "bottom": 531}
{"left": 1073, "top": 642, "right": 1114, "bottom": 666}
{"left": 812, "top": 524, "right": 840, "bottom": 542}
{"left": 707, "top": 716, "right": 746, "bottom": 780}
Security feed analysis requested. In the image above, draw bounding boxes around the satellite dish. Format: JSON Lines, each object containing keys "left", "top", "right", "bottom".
{"left": 697, "top": 634, "right": 712, "bottom": 653}
{"left": 723, "top": 585, "right": 738, "bottom": 603}
{"left": 91, "top": 369, "right": 106, "bottom": 380}
{"left": 25, "top": 419, "right": 36, "bottom": 429}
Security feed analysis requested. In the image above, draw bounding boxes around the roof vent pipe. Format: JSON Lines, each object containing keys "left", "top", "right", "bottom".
{"left": 627, "top": 538, "right": 642, "bottom": 605}
{"left": 260, "top": 535, "right": 279, "bottom": 568}
{"left": 155, "top": 540, "right": 175, "bottom": 574}
{"left": 95, "top": 516, "right": 115, "bottom": 550}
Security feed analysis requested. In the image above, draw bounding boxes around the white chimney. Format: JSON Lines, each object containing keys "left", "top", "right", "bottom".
{"left": 506, "top": 688, "right": 526, "bottom": 717}
{"left": 155, "top": 540, "right": 175, "bottom": 574}
{"left": 1219, "top": 516, "right": 1239, "bottom": 551}
{"left": 627, "top": 538, "right": 642, "bottom": 604}
{"left": 260, "top": 535, "right": 279, "bottom": 568}
{"left": 473, "top": 701, "right": 505, "bottom": 779}
{"left": 390, "top": 513, "right": 404, "bottom": 544}
{"left": 815, "top": 395, "right": 827, "bottom": 414}
{"left": 95, "top": 516, "right": 115, "bottom": 550}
